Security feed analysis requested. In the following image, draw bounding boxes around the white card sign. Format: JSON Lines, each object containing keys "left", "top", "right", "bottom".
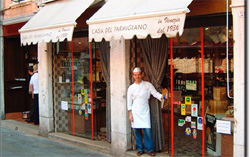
{"left": 216, "top": 120, "right": 231, "bottom": 134}
{"left": 61, "top": 101, "right": 68, "bottom": 111}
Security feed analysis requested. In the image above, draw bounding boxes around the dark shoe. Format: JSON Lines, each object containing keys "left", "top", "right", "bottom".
{"left": 137, "top": 151, "right": 144, "bottom": 156}
{"left": 25, "top": 119, "right": 33, "bottom": 123}
{"left": 148, "top": 152, "right": 156, "bottom": 156}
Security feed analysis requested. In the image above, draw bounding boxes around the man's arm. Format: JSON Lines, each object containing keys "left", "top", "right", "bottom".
{"left": 30, "top": 84, "right": 34, "bottom": 98}
{"left": 127, "top": 87, "right": 134, "bottom": 122}
{"left": 128, "top": 110, "right": 134, "bottom": 122}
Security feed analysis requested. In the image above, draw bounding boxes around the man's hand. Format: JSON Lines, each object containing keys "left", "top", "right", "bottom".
{"left": 129, "top": 110, "right": 134, "bottom": 122}
{"left": 166, "top": 92, "right": 169, "bottom": 99}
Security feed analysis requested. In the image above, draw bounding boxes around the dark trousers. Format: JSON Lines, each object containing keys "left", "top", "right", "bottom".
{"left": 31, "top": 94, "right": 39, "bottom": 124}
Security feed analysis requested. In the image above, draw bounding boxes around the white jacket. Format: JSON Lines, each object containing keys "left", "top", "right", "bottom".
{"left": 127, "top": 81, "right": 162, "bottom": 128}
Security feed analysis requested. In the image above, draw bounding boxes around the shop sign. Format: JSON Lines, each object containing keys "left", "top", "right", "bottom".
{"left": 206, "top": 114, "right": 217, "bottom": 151}
{"left": 178, "top": 119, "right": 185, "bottom": 127}
{"left": 181, "top": 104, "right": 186, "bottom": 115}
{"left": 191, "top": 121, "right": 196, "bottom": 128}
{"left": 191, "top": 104, "right": 198, "bottom": 117}
{"left": 197, "top": 117, "right": 203, "bottom": 130}
{"left": 185, "top": 127, "right": 192, "bottom": 136}
{"left": 88, "top": 13, "right": 186, "bottom": 42}
{"left": 185, "top": 96, "right": 191, "bottom": 104}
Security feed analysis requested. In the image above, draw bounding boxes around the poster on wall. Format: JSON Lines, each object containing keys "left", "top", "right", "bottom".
{"left": 206, "top": 114, "right": 217, "bottom": 151}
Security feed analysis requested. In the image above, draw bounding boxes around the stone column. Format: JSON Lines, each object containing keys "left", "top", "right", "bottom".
{"left": 0, "top": 0, "right": 5, "bottom": 120}
{"left": 38, "top": 42, "right": 54, "bottom": 136}
{"left": 231, "top": 0, "right": 245, "bottom": 156}
{"left": 110, "top": 37, "right": 131, "bottom": 155}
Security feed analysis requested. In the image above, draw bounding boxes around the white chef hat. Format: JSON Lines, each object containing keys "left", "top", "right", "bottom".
{"left": 133, "top": 67, "right": 141, "bottom": 73}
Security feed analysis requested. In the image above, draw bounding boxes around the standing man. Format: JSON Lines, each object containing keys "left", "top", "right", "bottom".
{"left": 29, "top": 64, "right": 39, "bottom": 125}
{"left": 26, "top": 66, "right": 34, "bottom": 123}
{"left": 127, "top": 67, "right": 168, "bottom": 156}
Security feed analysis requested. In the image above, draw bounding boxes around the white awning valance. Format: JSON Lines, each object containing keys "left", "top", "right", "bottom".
{"left": 87, "top": 0, "right": 193, "bottom": 42}
{"left": 19, "top": 0, "right": 96, "bottom": 46}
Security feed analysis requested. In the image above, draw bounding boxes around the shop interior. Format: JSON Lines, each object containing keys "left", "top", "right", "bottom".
{"left": 166, "top": 25, "right": 233, "bottom": 156}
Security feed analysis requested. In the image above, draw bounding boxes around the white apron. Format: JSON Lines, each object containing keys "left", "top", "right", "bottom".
{"left": 132, "top": 97, "right": 151, "bottom": 128}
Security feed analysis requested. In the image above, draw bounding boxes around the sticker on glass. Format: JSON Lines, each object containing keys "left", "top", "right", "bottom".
{"left": 181, "top": 104, "right": 186, "bottom": 115}
{"left": 178, "top": 119, "right": 185, "bottom": 127}
{"left": 191, "top": 104, "right": 198, "bottom": 117}
{"left": 185, "top": 116, "right": 191, "bottom": 122}
{"left": 185, "top": 127, "right": 192, "bottom": 136}
{"left": 197, "top": 117, "right": 203, "bottom": 130}
{"left": 191, "top": 121, "right": 196, "bottom": 128}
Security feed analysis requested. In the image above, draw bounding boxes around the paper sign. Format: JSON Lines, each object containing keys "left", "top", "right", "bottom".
{"left": 197, "top": 117, "right": 203, "bottom": 130}
{"left": 178, "top": 119, "right": 185, "bottom": 127}
{"left": 191, "top": 121, "right": 196, "bottom": 128}
{"left": 185, "top": 127, "right": 192, "bottom": 136}
{"left": 216, "top": 120, "right": 231, "bottom": 134}
{"left": 185, "top": 116, "right": 191, "bottom": 122}
{"left": 185, "top": 96, "right": 192, "bottom": 105}
{"left": 61, "top": 101, "right": 68, "bottom": 110}
{"left": 181, "top": 104, "right": 186, "bottom": 115}
{"left": 191, "top": 104, "right": 198, "bottom": 117}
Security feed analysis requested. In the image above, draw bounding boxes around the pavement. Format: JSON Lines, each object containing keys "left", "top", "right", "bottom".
{"left": 1, "top": 127, "right": 109, "bottom": 157}
{"left": 1, "top": 120, "right": 169, "bottom": 157}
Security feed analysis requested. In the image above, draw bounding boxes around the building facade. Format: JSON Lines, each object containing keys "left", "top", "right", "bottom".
{"left": 1, "top": 0, "right": 245, "bottom": 156}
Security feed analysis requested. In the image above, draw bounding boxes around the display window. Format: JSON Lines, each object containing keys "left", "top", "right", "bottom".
{"left": 164, "top": 25, "right": 234, "bottom": 156}
{"left": 53, "top": 36, "right": 107, "bottom": 140}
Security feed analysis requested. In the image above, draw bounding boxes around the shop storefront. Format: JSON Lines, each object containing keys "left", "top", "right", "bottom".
{"left": 87, "top": 0, "right": 194, "bottom": 154}
{"left": 87, "top": 0, "right": 239, "bottom": 156}
{"left": 19, "top": 0, "right": 109, "bottom": 140}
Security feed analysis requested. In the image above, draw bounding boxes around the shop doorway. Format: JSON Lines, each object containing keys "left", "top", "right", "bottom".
{"left": 4, "top": 37, "right": 38, "bottom": 122}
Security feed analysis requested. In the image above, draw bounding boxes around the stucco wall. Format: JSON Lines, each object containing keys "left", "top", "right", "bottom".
{"left": 3, "top": 0, "right": 38, "bottom": 20}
